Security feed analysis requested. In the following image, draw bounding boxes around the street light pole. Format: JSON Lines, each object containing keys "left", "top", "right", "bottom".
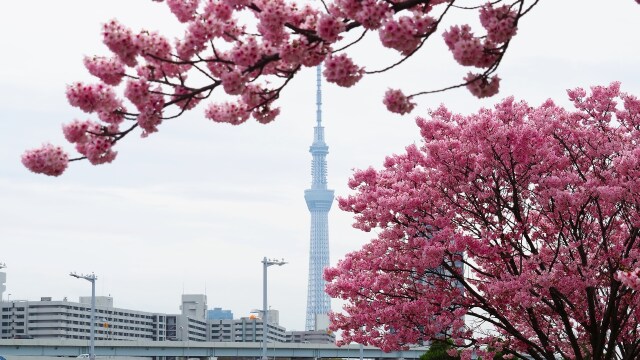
{"left": 261, "top": 257, "right": 286, "bottom": 360}
{"left": 70, "top": 272, "right": 97, "bottom": 360}
{"left": 0, "top": 263, "right": 9, "bottom": 303}
{"left": 0, "top": 263, "right": 6, "bottom": 303}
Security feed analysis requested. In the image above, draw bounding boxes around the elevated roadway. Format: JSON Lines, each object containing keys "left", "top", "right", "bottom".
{"left": 0, "top": 340, "right": 427, "bottom": 359}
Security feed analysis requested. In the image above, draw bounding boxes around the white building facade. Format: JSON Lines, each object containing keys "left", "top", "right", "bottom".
{"left": 0, "top": 297, "right": 205, "bottom": 341}
{"left": 0, "top": 295, "right": 333, "bottom": 344}
{"left": 209, "top": 317, "right": 287, "bottom": 343}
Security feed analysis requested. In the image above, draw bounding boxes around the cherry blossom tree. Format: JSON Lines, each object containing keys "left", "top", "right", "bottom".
{"left": 325, "top": 83, "right": 640, "bottom": 360}
{"left": 22, "top": 0, "right": 542, "bottom": 176}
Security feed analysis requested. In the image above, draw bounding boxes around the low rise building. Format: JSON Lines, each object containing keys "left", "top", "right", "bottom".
{"left": 206, "top": 307, "right": 233, "bottom": 320}
{"left": 0, "top": 295, "right": 334, "bottom": 344}
{"left": 209, "top": 316, "right": 287, "bottom": 343}
{"left": 0, "top": 297, "right": 202, "bottom": 341}
{"left": 287, "top": 329, "right": 335, "bottom": 344}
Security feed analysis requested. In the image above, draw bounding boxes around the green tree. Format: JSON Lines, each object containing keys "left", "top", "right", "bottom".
{"left": 420, "top": 340, "right": 460, "bottom": 360}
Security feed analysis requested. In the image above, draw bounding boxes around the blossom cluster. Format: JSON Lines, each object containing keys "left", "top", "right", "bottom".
{"left": 102, "top": 19, "right": 139, "bottom": 66}
{"left": 441, "top": 3, "right": 518, "bottom": 97}
{"left": 323, "top": 54, "right": 363, "bottom": 88}
{"left": 166, "top": 0, "right": 199, "bottom": 22}
{"left": 479, "top": 4, "right": 518, "bottom": 43}
{"left": 316, "top": 13, "right": 344, "bottom": 43}
{"left": 327, "top": 83, "right": 640, "bottom": 356}
{"left": 24, "top": 0, "right": 534, "bottom": 175}
{"left": 379, "top": 15, "right": 435, "bottom": 55}
{"left": 616, "top": 268, "right": 640, "bottom": 290}
{"left": 62, "top": 120, "right": 118, "bottom": 165}
{"left": 464, "top": 73, "right": 501, "bottom": 98}
{"left": 383, "top": 89, "right": 415, "bottom": 114}
{"left": 443, "top": 24, "right": 496, "bottom": 68}
{"left": 21, "top": 144, "right": 69, "bottom": 177}
{"left": 205, "top": 102, "right": 250, "bottom": 125}
{"left": 331, "top": 0, "right": 392, "bottom": 30}
{"left": 83, "top": 56, "right": 125, "bottom": 86}
{"left": 66, "top": 82, "right": 121, "bottom": 116}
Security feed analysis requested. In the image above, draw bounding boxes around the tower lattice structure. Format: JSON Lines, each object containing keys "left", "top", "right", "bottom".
{"left": 304, "top": 66, "right": 334, "bottom": 331}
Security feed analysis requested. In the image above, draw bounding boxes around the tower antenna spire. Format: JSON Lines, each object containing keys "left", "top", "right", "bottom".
{"left": 316, "top": 66, "right": 322, "bottom": 127}
{"left": 304, "top": 65, "right": 334, "bottom": 331}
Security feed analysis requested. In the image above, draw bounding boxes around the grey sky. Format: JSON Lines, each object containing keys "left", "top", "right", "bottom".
{"left": 1, "top": 1, "right": 639, "bottom": 331}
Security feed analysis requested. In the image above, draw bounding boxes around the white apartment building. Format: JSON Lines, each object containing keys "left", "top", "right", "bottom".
{"left": 209, "top": 317, "right": 288, "bottom": 343}
{"left": 287, "top": 329, "right": 335, "bottom": 344}
{"left": 0, "top": 294, "right": 333, "bottom": 344}
{"left": 0, "top": 296, "right": 206, "bottom": 341}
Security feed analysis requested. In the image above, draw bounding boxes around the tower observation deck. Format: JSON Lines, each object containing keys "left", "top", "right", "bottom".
{"left": 304, "top": 66, "right": 334, "bottom": 331}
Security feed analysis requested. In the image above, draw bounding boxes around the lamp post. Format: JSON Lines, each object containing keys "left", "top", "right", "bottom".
{"left": 261, "top": 257, "right": 286, "bottom": 360}
{"left": 0, "top": 263, "right": 6, "bottom": 304}
{"left": 70, "top": 272, "right": 97, "bottom": 360}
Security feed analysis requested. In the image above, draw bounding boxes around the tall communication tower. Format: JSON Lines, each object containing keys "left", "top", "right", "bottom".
{"left": 303, "top": 66, "right": 334, "bottom": 331}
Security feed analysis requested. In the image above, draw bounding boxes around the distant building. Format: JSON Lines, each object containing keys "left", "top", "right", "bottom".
{"left": 79, "top": 295, "right": 113, "bottom": 308}
{"left": 0, "top": 296, "right": 203, "bottom": 341}
{"left": 0, "top": 295, "right": 333, "bottom": 344}
{"left": 207, "top": 307, "right": 233, "bottom": 320}
{"left": 263, "top": 309, "right": 280, "bottom": 325}
{"left": 180, "top": 294, "right": 207, "bottom": 320}
{"left": 165, "top": 313, "right": 208, "bottom": 341}
{"left": 209, "top": 317, "right": 287, "bottom": 343}
{"left": 287, "top": 329, "right": 335, "bottom": 344}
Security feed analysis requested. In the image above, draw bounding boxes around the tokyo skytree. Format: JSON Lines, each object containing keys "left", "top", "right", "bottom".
{"left": 304, "top": 66, "right": 334, "bottom": 331}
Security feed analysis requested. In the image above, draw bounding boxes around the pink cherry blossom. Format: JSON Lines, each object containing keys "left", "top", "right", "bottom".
{"left": 316, "top": 13, "right": 345, "bottom": 43}
{"left": 252, "top": 105, "right": 280, "bottom": 124}
{"left": 230, "top": 37, "right": 262, "bottom": 67}
{"left": 76, "top": 135, "right": 118, "bottom": 165}
{"left": 337, "top": 0, "right": 391, "bottom": 30}
{"left": 379, "top": 15, "right": 434, "bottom": 55}
{"left": 323, "top": 54, "right": 363, "bottom": 88}
{"left": 205, "top": 101, "right": 250, "bottom": 125}
{"left": 97, "top": 108, "right": 126, "bottom": 125}
{"left": 83, "top": 56, "right": 125, "bottom": 86}
{"left": 102, "top": 19, "right": 139, "bottom": 66}
{"left": 443, "top": 25, "right": 486, "bottom": 67}
{"left": 223, "top": 0, "right": 250, "bottom": 7}
{"left": 124, "top": 78, "right": 151, "bottom": 109}
{"left": 220, "top": 69, "right": 247, "bottom": 95}
{"left": 166, "top": 0, "right": 200, "bottom": 23}
{"left": 255, "top": 0, "right": 289, "bottom": 44}
{"left": 21, "top": 144, "right": 69, "bottom": 176}
{"left": 62, "top": 119, "right": 92, "bottom": 144}
{"left": 136, "top": 87, "right": 165, "bottom": 135}
{"left": 383, "top": 88, "right": 415, "bottom": 115}
{"left": 62, "top": 120, "right": 119, "bottom": 164}
{"left": 204, "top": 0, "right": 233, "bottom": 21}
{"left": 27, "top": 0, "right": 550, "bottom": 173}
{"left": 135, "top": 30, "right": 172, "bottom": 61}
{"left": 279, "top": 38, "right": 307, "bottom": 65}
{"left": 464, "top": 72, "right": 500, "bottom": 98}
{"left": 326, "top": 82, "right": 640, "bottom": 359}
{"left": 616, "top": 268, "right": 640, "bottom": 290}
{"left": 479, "top": 3, "right": 518, "bottom": 44}
{"left": 173, "top": 85, "right": 200, "bottom": 110}
{"left": 297, "top": 40, "right": 331, "bottom": 67}
{"left": 66, "top": 82, "right": 121, "bottom": 114}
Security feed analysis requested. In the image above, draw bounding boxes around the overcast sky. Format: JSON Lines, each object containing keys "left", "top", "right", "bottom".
{"left": 1, "top": 1, "right": 639, "bottom": 332}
